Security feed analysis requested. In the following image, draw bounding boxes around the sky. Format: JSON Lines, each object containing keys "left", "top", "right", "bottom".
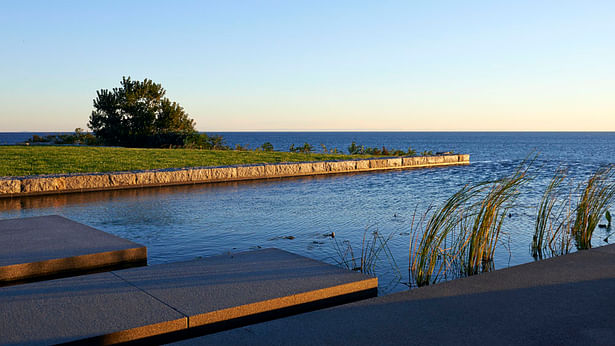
{"left": 1, "top": 1, "right": 614, "bottom": 132}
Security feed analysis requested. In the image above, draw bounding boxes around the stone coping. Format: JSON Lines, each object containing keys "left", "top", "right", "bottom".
{"left": 0, "top": 154, "right": 469, "bottom": 197}
{"left": 0, "top": 215, "right": 146, "bottom": 284}
{"left": 0, "top": 248, "right": 377, "bottom": 345}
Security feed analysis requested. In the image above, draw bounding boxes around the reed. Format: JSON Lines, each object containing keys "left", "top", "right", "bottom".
{"left": 571, "top": 165, "right": 615, "bottom": 249}
{"left": 531, "top": 169, "right": 573, "bottom": 259}
{"left": 334, "top": 227, "right": 398, "bottom": 276}
{"left": 409, "top": 184, "right": 483, "bottom": 287}
{"left": 458, "top": 163, "right": 530, "bottom": 275}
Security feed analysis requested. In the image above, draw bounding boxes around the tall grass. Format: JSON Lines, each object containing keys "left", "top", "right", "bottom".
{"left": 531, "top": 169, "right": 573, "bottom": 259}
{"left": 572, "top": 165, "right": 615, "bottom": 249}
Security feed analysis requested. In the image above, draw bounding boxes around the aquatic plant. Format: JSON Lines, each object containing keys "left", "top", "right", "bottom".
{"left": 571, "top": 165, "right": 615, "bottom": 249}
{"left": 334, "top": 227, "right": 398, "bottom": 276}
{"left": 531, "top": 169, "right": 573, "bottom": 259}
{"left": 457, "top": 162, "right": 530, "bottom": 275}
{"left": 409, "top": 159, "right": 532, "bottom": 286}
{"left": 409, "top": 184, "right": 483, "bottom": 287}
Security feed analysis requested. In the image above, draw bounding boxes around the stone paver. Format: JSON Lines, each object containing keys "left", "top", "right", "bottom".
{"left": 0, "top": 272, "right": 187, "bottom": 345}
{"left": 0, "top": 215, "right": 146, "bottom": 284}
{"left": 1, "top": 248, "right": 376, "bottom": 344}
{"left": 176, "top": 244, "right": 615, "bottom": 345}
{"left": 113, "top": 248, "right": 378, "bottom": 328}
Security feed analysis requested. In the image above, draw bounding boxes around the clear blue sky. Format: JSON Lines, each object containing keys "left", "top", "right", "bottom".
{"left": 1, "top": 0, "right": 614, "bottom": 131}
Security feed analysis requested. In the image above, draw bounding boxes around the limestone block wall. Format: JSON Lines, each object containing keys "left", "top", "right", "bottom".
{"left": 0, "top": 154, "right": 469, "bottom": 197}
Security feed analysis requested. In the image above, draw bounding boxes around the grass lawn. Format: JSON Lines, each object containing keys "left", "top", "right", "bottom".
{"left": 0, "top": 145, "right": 376, "bottom": 177}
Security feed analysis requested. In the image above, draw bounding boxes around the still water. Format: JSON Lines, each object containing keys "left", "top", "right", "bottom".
{"left": 1, "top": 132, "right": 614, "bottom": 293}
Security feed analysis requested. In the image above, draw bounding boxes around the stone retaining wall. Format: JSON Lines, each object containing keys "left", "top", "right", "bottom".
{"left": 0, "top": 154, "right": 469, "bottom": 198}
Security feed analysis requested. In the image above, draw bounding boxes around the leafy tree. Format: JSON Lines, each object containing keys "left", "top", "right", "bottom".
{"left": 88, "top": 77, "right": 196, "bottom": 147}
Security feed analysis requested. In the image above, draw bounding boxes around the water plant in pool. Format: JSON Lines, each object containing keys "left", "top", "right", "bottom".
{"left": 408, "top": 184, "right": 483, "bottom": 287}
{"left": 408, "top": 161, "right": 615, "bottom": 288}
{"left": 531, "top": 165, "right": 615, "bottom": 255}
{"left": 571, "top": 166, "right": 615, "bottom": 249}
{"left": 531, "top": 168, "right": 573, "bottom": 260}
{"left": 409, "top": 163, "right": 530, "bottom": 286}
{"left": 333, "top": 227, "right": 399, "bottom": 278}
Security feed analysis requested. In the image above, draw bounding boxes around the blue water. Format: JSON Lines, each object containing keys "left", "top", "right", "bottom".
{"left": 1, "top": 132, "right": 614, "bottom": 293}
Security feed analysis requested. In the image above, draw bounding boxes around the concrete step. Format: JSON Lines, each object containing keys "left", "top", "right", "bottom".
{"left": 0, "top": 248, "right": 377, "bottom": 345}
{"left": 174, "top": 244, "right": 615, "bottom": 346}
{"left": 0, "top": 215, "right": 146, "bottom": 285}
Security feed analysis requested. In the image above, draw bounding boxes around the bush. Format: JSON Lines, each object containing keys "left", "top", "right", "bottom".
{"left": 261, "top": 142, "right": 274, "bottom": 151}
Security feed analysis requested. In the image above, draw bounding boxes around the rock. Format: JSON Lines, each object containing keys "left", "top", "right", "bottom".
{"left": 386, "top": 158, "right": 402, "bottom": 167}
{"left": 65, "top": 174, "right": 110, "bottom": 190}
{"left": 237, "top": 165, "right": 265, "bottom": 178}
{"left": 297, "top": 163, "right": 313, "bottom": 174}
{"left": 134, "top": 171, "right": 157, "bottom": 185}
{"left": 369, "top": 159, "right": 389, "bottom": 169}
{"left": 0, "top": 179, "right": 21, "bottom": 194}
{"left": 108, "top": 173, "right": 137, "bottom": 186}
{"left": 210, "top": 167, "right": 237, "bottom": 180}
{"left": 355, "top": 159, "right": 370, "bottom": 170}
{"left": 311, "top": 162, "right": 328, "bottom": 173}
{"left": 190, "top": 168, "right": 212, "bottom": 182}
{"left": 21, "top": 177, "right": 66, "bottom": 193}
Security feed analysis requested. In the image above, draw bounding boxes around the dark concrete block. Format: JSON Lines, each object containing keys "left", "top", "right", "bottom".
{"left": 0, "top": 215, "right": 146, "bottom": 284}
{"left": 113, "top": 248, "right": 377, "bottom": 329}
{"left": 0, "top": 272, "right": 187, "bottom": 345}
{"left": 177, "top": 244, "right": 615, "bottom": 345}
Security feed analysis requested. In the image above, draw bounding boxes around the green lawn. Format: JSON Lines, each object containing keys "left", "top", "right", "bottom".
{"left": 0, "top": 146, "right": 375, "bottom": 177}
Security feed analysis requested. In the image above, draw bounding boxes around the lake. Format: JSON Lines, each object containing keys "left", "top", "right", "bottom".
{"left": 1, "top": 132, "right": 614, "bottom": 293}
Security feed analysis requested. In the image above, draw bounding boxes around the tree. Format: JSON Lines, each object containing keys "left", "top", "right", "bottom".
{"left": 88, "top": 77, "right": 196, "bottom": 147}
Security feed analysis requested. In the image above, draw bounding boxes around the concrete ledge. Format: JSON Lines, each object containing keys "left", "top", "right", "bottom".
{"left": 182, "top": 244, "right": 615, "bottom": 345}
{"left": 0, "top": 215, "right": 147, "bottom": 284}
{"left": 0, "top": 248, "right": 376, "bottom": 345}
{"left": 0, "top": 272, "right": 187, "bottom": 345}
{"left": 0, "top": 154, "right": 469, "bottom": 198}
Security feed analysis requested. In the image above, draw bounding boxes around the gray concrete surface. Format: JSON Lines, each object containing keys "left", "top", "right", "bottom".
{"left": 0, "top": 215, "right": 146, "bottom": 283}
{"left": 0, "top": 271, "right": 187, "bottom": 345}
{"left": 175, "top": 244, "right": 615, "bottom": 345}
{"left": 113, "top": 248, "right": 378, "bottom": 328}
{"left": 0, "top": 248, "right": 376, "bottom": 344}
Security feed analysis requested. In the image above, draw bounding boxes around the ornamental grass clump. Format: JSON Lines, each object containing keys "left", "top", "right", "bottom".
{"left": 571, "top": 165, "right": 615, "bottom": 250}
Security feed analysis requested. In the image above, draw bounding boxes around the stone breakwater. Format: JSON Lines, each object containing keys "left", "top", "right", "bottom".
{"left": 0, "top": 154, "right": 469, "bottom": 197}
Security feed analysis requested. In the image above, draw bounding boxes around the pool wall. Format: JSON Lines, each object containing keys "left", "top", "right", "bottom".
{"left": 0, "top": 154, "right": 469, "bottom": 197}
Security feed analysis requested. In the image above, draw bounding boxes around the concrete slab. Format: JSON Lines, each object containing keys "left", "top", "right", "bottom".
{"left": 178, "top": 244, "right": 615, "bottom": 345}
{"left": 0, "top": 215, "right": 146, "bottom": 284}
{"left": 0, "top": 271, "right": 187, "bottom": 345}
{"left": 1, "top": 248, "right": 376, "bottom": 344}
{"left": 113, "top": 248, "right": 377, "bottom": 331}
